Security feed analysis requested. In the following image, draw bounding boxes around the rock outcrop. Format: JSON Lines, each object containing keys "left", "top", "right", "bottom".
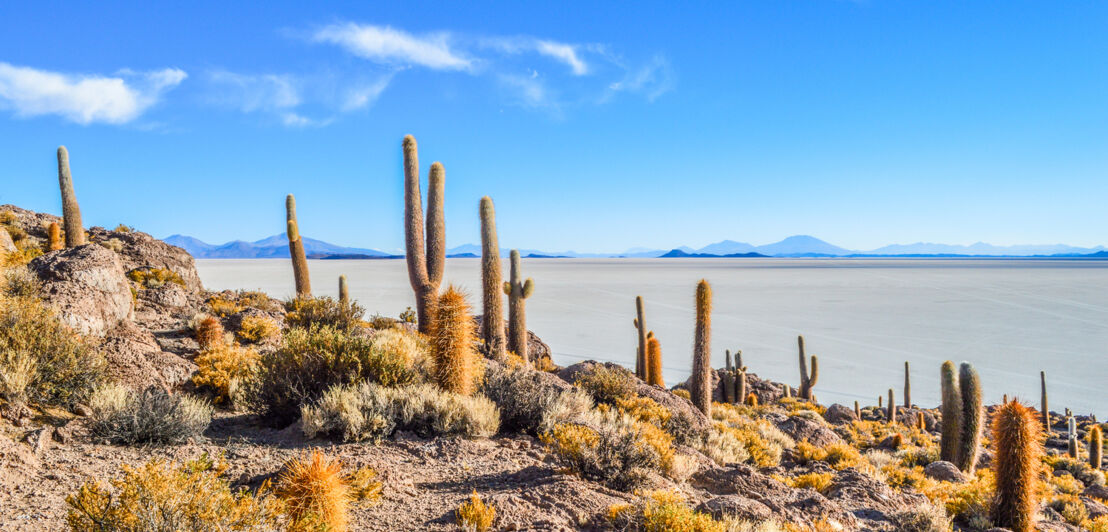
{"left": 88, "top": 226, "right": 203, "bottom": 292}
{"left": 29, "top": 244, "right": 134, "bottom": 336}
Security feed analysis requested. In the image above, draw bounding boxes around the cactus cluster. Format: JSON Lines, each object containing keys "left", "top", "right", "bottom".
{"left": 940, "top": 362, "right": 984, "bottom": 473}
{"left": 721, "top": 349, "right": 746, "bottom": 405}
{"left": 479, "top": 197, "right": 506, "bottom": 359}
{"left": 796, "top": 335, "right": 819, "bottom": 401}
{"left": 990, "top": 401, "right": 1042, "bottom": 532}
{"left": 690, "top": 279, "right": 712, "bottom": 417}
{"left": 57, "top": 146, "right": 86, "bottom": 247}
{"left": 402, "top": 135, "right": 446, "bottom": 334}
{"left": 286, "top": 195, "right": 311, "bottom": 297}
{"left": 503, "top": 250, "right": 534, "bottom": 362}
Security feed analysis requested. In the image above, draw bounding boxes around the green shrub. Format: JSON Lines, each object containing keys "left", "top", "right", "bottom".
{"left": 574, "top": 364, "right": 637, "bottom": 405}
{"left": 285, "top": 295, "right": 365, "bottom": 331}
{"left": 88, "top": 385, "right": 212, "bottom": 445}
{"left": 482, "top": 362, "right": 592, "bottom": 435}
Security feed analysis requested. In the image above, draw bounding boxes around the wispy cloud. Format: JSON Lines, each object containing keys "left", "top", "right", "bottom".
{"left": 312, "top": 23, "right": 471, "bottom": 70}
{"left": 535, "top": 40, "right": 588, "bottom": 75}
{"left": 341, "top": 74, "right": 393, "bottom": 111}
{"left": 0, "top": 62, "right": 185, "bottom": 125}
{"left": 608, "top": 55, "right": 674, "bottom": 102}
{"left": 207, "top": 71, "right": 300, "bottom": 112}
{"left": 205, "top": 69, "right": 389, "bottom": 127}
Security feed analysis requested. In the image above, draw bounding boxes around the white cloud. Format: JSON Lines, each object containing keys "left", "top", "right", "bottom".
{"left": 535, "top": 40, "right": 588, "bottom": 75}
{"left": 608, "top": 55, "right": 674, "bottom": 102}
{"left": 207, "top": 71, "right": 300, "bottom": 112}
{"left": 312, "top": 23, "right": 471, "bottom": 70}
{"left": 0, "top": 62, "right": 185, "bottom": 125}
{"left": 341, "top": 75, "right": 392, "bottom": 111}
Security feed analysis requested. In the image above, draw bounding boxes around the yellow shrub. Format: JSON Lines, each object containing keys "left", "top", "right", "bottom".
{"left": 237, "top": 315, "right": 280, "bottom": 343}
{"left": 673, "top": 389, "right": 691, "bottom": 400}
{"left": 347, "top": 466, "right": 382, "bottom": 505}
{"left": 943, "top": 470, "right": 994, "bottom": 527}
{"left": 66, "top": 453, "right": 284, "bottom": 531}
{"left": 793, "top": 441, "right": 865, "bottom": 470}
{"left": 612, "top": 490, "right": 730, "bottom": 532}
{"left": 207, "top": 295, "right": 242, "bottom": 317}
{"left": 617, "top": 396, "right": 673, "bottom": 427}
{"left": 127, "top": 268, "right": 185, "bottom": 289}
{"left": 277, "top": 450, "right": 350, "bottom": 532}
{"left": 779, "top": 397, "right": 826, "bottom": 415}
{"left": 787, "top": 472, "right": 834, "bottom": 494}
{"left": 192, "top": 344, "right": 260, "bottom": 405}
{"left": 1050, "top": 473, "right": 1084, "bottom": 496}
{"left": 457, "top": 491, "right": 496, "bottom": 531}
{"left": 1051, "top": 493, "right": 1089, "bottom": 527}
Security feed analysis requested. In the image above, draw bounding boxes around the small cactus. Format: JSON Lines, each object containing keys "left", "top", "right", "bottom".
{"left": 633, "top": 296, "right": 647, "bottom": 380}
{"left": 286, "top": 195, "right": 311, "bottom": 297}
{"left": 736, "top": 368, "right": 747, "bottom": 406}
{"left": 338, "top": 275, "right": 349, "bottom": 306}
{"left": 940, "top": 360, "right": 962, "bottom": 463}
{"left": 1040, "top": 371, "right": 1050, "bottom": 432}
{"left": 402, "top": 135, "right": 445, "bottom": 334}
{"left": 745, "top": 393, "right": 758, "bottom": 407}
{"left": 646, "top": 334, "right": 664, "bottom": 387}
{"left": 690, "top": 279, "right": 712, "bottom": 417}
{"left": 903, "top": 361, "right": 911, "bottom": 408}
{"left": 1067, "top": 415, "right": 1078, "bottom": 459}
{"left": 1090, "top": 425, "right": 1102, "bottom": 470}
{"left": 782, "top": 383, "right": 791, "bottom": 399}
{"left": 479, "top": 197, "right": 505, "bottom": 359}
{"left": 56, "top": 146, "right": 85, "bottom": 247}
{"left": 955, "top": 362, "right": 984, "bottom": 474}
{"left": 878, "top": 394, "right": 883, "bottom": 408}
{"left": 196, "top": 316, "right": 225, "bottom": 350}
{"left": 797, "top": 335, "right": 819, "bottom": 401}
{"left": 47, "top": 222, "right": 63, "bottom": 251}
{"left": 277, "top": 450, "right": 351, "bottom": 532}
{"left": 854, "top": 400, "right": 861, "bottom": 419}
{"left": 431, "top": 286, "right": 478, "bottom": 396}
{"left": 502, "top": 250, "right": 534, "bottom": 363}
{"left": 990, "top": 401, "right": 1042, "bottom": 532}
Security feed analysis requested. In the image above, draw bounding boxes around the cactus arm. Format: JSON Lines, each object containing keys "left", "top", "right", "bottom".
{"left": 522, "top": 278, "right": 534, "bottom": 298}
{"left": 425, "top": 162, "right": 446, "bottom": 287}
{"left": 57, "top": 146, "right": 86, "bottom": 247}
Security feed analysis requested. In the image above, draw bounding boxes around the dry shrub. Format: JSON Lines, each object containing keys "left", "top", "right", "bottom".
{"left": 277, "top": 450, "right": 350, "bottom": 532}
{"left": 88, "top": 385, "right": 211, "bottom": 445}
{"left": 192, "top": 344, "right": 260, "bottom": 405}
{"left": 481, "top": 362, "right": 592, "bottom": 435}
{"left": 575, "top": 364, "right": 637, "bottom": 405}
{"left": 127, "top": 267, "right": 185, "bottom": 289}
{"left": 368, "top": 327, "right": 430, "bottom": 386}
{"left": 792, "top": 440, "right": 865, "bottom": 470}
{"left": 542, "top": 409, "right": 661, "bottom": 491}
{"left": 890, "top": 504, "right": 953, "bottom": 532}
{"left": 285, "top": 295, "right": 365, "bottom": 331}
{"left": 456, "top": 491, "right": 496, "bottom": 532}
{"left": 608, "top": 489, "right": 739, "bottom": 532}
{"left": 786, "top": 472, "right": 835, "bottom": 494}
{"left": 65, "top": 453, "right": 284, "bottom": 531}
{"left": 237, "top": 315, "right": 280, "bottom": 343}
{"left": 207, "top": 295, "right": 243, "bottom": 317}
{"left": 2, "top": 266, "right": 39, "bottom": 298}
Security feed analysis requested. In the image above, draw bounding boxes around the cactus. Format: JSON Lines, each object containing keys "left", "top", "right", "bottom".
{"left": 503, "top": 250, "right": 534, "bottom": 362}
{"left": 917, "top": 412, "right": 926, "bottom": 431}
{"left": 940, "top": 360, "right": 962, "bottom": 463}
{"left": 646, "top": 334, "right": 665, "bottom": 387}
{"left": 990, "top": 401, "right": 1042, "bottom": 532}
{"left": 1067, "top": 415, "right": 1078, "bottom": 459}
{"left": 737, "top": 368, "right": 747, "bottom": 406}
{"left": 1040, "top": 371, "right": 1050, "bottom": 432}
{"left": 196, "top": 316, "right": 224, "bottom": 350}
{"left": 745, "top": 393, "right": 758, "bottom": 407}
{"left": 782, "top": 383, "right": 791, "bottom": 399}
{"left": 955, "top": 362, "right": 984, "bottom": 473}
{"left": 338, "top": 275, "right": 349, "bottom": 306}
{"left": 797, "top": 335, "right": 819, "bottom": 401}
{"left": 286, "top": 195, "right": 311, "bottom": 297}
{"left": 1090, "top": 425, "right": 1102, "bottom": 470}
{"left": 633, "top": 296, "right": 648, "bottom": 380}
{"left": 402, "top": 135, "right": 446, "bottom": 334}
{"left": 887, "top": 389, "right": 896, "bottom": 424}
{"left": 690, "top": 279, "right": 712, "bottom": 417}
{"left": 903, "top": 361, "right": 911, "bottom": 408}
{"left": 878, "top": 394, "right": 883, "bottom": 408}
{"left": 479, "top": 197, "right": 505, "bottom": 359}
{"left": 722, "top": 356, "right": 735, "bottom": 403}
{"left": 56, "top": 146, "right": 85, "bottom": 247}
{"left": 431, "top": 286, "right": 477, "bottom": 396}
{"left": 47, "top": 222, "right": 63, "bottom": 251}
{"left": 854, "top": 401, "right": 861, "bottom": 419}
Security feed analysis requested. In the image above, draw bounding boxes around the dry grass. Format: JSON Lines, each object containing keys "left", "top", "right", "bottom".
{"left": 574, "top": 364, "right": 637, "bottom": 405}
{"left": 481, "top": 362, "right": 592, "bottom": 435}
{"left": 456, "top": 491, "right": 496, "bottom": 532}
{"left": 285, "top": 295, "right": 365, "bottom": 331}
{"left": 127, "top": 267, "right": 185, "bottom": 289}
{"left": 88, "top": 385, "right": 212, "bottom": 445}
{"left": 542, "top": 409, "right": 661, "bottom": 491}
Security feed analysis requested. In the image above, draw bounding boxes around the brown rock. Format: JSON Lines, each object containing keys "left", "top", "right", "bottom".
{"left": 823, "top": 404, "right": 857, "bottom": 425}
{"left": 777, "top": 414, "right": 843, "bottom": 447}
{"left": 88, "top": 226, "right": 203, "bottom": 293}
{"left": 0, "top": 228, "right": 15, "bottom": 254}
{"left": 695, "top": 495, "right": 773, "bottom": 521}
{"left": 29, "top": 244, "right": 134, "bottom": 336}
{"left": 99, "top": 320, "right": 197, "bottom": 390}
{"left": 1085, "top": 497, "right": 1108, "bottom": 519}
{"left": 923, "top": 461, "right": 967, "bottom": 482}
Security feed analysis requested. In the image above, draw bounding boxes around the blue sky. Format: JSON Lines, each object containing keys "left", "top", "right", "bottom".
{"left": 1, "top": 1, "right": 1106, "bottom": 253}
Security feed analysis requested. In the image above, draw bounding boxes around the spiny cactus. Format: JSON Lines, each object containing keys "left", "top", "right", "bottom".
{"left": 1040, "top": 371, "right": 1050, "bottom": 432}
{"left": 691, "top": 279, "right": 712, "bottom": 417}
{"left": 955, "top": 362, "right": 984, "bottom": 473}
{"left": 286, "top": 195, "right": 311, "bottom": 297}
{"left": 338, "top": 275, "right": 349, "bottom": 306}
{"left": 797, "top": 335, "right": 818, "bottom": 401}
{"left": 736, "top": 368, "right": 747, "bottom": 406}
{"left": 479, "top": 197, "right": 505, "bottom": 359}
{"left": 646, "top": 334, "right": 664, "bottom": 387}
{"left": 903, "top": 361, "right": 911, "bottom": 408}
{"left": 431, "top": 286, "right": 478, "bottom": 396}
{"left": 940, "top": 360, "right": 962, "bottom": 463}
{"left": 402, "top": 135, "right": 446, "bottom": 334}
{"left": 56, "top": 146, "right": 85, "bottom": 247}
{"left": 196, "top": 316, "right": 225, "bottom": 350}
{"left": 782, "top": 383, "right": 790, "bottom": 399}
{"left": 854, "top": 401, "right": 861, "bottom": 419}
{"left": 878, "top": 394, "right": 882, "bottom": 408}
{"left": 278, "top": 450, "right": 351, "bottom": 532}
{"left": 887, "top": 389, "right": 895, "bottom": 424}
{"left": 47, "top": 222, "right": 63, "bottom": 251}
{"left": 502, "top": 249, "right": 534, "bottom": 362}
{"left": 990, "top": 401, "right": 1042, "bottom": 532}
{"left": 917, "top": 412, "right": 926, "bottom": 431}
{"left": 1067, "top": 415, "right": 1078, "bottom": 459}
{"left": 633, "top": 296, "right": 647, "bottom": 380}
{"left": 722, "top": 355, "right": 735, "bottom": 403}
{"left": 745, "top": 393, "right": 758, "bottom": 407}
{"left": 1090, "top": 425, "right": 1102, "bottom": 470}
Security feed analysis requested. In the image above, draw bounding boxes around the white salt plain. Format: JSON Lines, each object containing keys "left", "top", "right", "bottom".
{"left": 196, "top": 258, "right": 1108, "bottom": 415}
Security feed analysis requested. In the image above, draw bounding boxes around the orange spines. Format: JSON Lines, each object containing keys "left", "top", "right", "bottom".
{"left": 47, "top": 222, "right": 63, "bottom": 251}
{"left": 646, "top": 334, "right": 664, "bottom": 387}
{"left": 990, "top": 401, "right": 1042, "bottom": 532}
{"left": 278, "top": 450, "right": 350, "bottom": 532}
{"left": 690, "top": 279, "right": 712, "bottom": 416}
{"left": 196, "top": 316, "right": 225, "bottom": 350}
{"left": 432, "top": 286, "right": 478, "bottom": 396}
{"left": 745, "top": 393, "right": 759, "bottom": 407}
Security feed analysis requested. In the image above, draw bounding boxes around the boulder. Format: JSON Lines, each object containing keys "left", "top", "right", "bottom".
{"left": 823, "top": 404, "right": 857, "bottom": 425}
{"left": 777, "top": 414, "right": 843, "bottom": 447}
{"left": 923, "top": 461, "right": 967, "bottom": 482}
{"left": 1085, "top": 497, "right": 1108, "bottom": 519}
{"left": 695, "top": 495, "right": 773, "bottom": 522}
{"left": 29, "top": 244, "right": 134, "bottom": 336}
{"left": 1084, "top": 483, "right": 1108, "bottom": 501}
{"left": 137, "top": 282, "right": 189, "bottom": 309}
{"left": 99, "top": 320, "right": 196, "bottom": 390}
{"left": 88, "top": 226, "right": 203, "bottom": 293}
{"left": 0, "top": 228, "right": 15, "bottom": 254}
{"left": 826, "top": 467, "right": 928, "bottom": 528}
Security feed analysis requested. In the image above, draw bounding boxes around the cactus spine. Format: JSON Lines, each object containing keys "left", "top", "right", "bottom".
{"left": 338, "top": 275, "right": 349, "bottom": 306}
{"left": 903, "top": 361, "right": 911, "bottom": 408}
{"left": 940, "top": 360, "right": 962, "bottom": 463}
{"left": 1090, "top": 425, "right": 1103, "bottom": 469}
{"left": 479, "top": 197, "right": 506, "bottom": 359}
{"left": 402, "top": 135, "right": 445, "bottom": 334}
{"left": 431, "top": 286, "right": 477, "bottom": 396}
{"left": 47, "top": 222, "right": 63, "bottom": 251}
{"left": 690, "top": 279, "right": 712, "bottom": 417}
{"left": 1040, "top": 371, "right": 1050, "bottom": 432}
{"left": 56, "top": 146, "right": 85, "bottom": 247}
{"left": 887, "top": 389, "right": 896, "bottom": 424}
{"left": 797, "top": 335, "right": 818, "bottom": 401}
{"left": 955, "top": 362, "right": 984, "bottom": 473}
{"left": 633, "top": 296, "right": 648, "bottom": 380}
{"left": 286, "top": 195, "right": 311, "bottom": 297}
{"left": 503, "top": 250, "right": 534, "bottom": 362}
{"left": 646, "top": 334, "right": 664, "bottom": 387}
{"left": 990, "top": 401, "right": 1042, "bottom": 532}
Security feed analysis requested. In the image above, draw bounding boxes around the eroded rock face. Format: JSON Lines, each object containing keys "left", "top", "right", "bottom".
{"left": 695, "top": 495, "right": 773, "bottom": 521}
{"left": 29, "top": 244, "right": 133, "bottom": 337}
{"left": 824, "top": 403, "right": 857, "bottom": 425}
{"left": 88, "top": 227, "right": 203, "bottom": 293}
{"left": 99, "top": 320, "right": 196, "bottom": 390}
{"left": 826, "top": 467, "right": 928, "bottom": 528}
{"left": 0, "top": 229, "right": 15, "bottom": 254}
{"left": 777, "top": 414, "right": 843, "bottom": 447}
{"left": 690, "top": 464, "right": 857, "bottom": 529}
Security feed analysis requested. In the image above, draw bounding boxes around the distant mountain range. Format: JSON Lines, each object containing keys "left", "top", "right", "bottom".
{"left": 164, "top": 233, "right": 1108, "bottom": 259}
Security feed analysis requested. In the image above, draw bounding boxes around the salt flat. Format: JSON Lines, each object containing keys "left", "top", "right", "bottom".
{"left": 196, "top": 258, "right": 1108, "bottom": 415}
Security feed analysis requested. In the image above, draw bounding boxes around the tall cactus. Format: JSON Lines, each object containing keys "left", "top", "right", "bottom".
{"left": 904, "top": 361, "right": 911, "bottom": 408}
{"left": 503, "top": 250, "right": 534, "bottom": 362}
{"left": 646, "top": 334, "right": 664, "bottom": 387}
{"left": 479, "top": 197, "right": 506, "bottom": 359}
{"left": 887, "top": 389, "right": 896, "bottom": 424}
{"left": 990, "top": 401, "right": 1042, "bottom": 532}
{"left": 940, "top": 361, "right": 962, "bottom": 463}
{"left": 690, "top": 279, "right": 712, "bottom": 417}
{"left": 737, "top": 368, "right": 747, "bottom": 407}
{"left": 1090, "top": 425, "right": 1103, "bottom": 470}
{"left": 723, "top": 351, "right": 736, "bottom": 403}
{"left": 1067, "top": 415, "right": 1078, "bottom": 459}
{"left": 338, "top": 275, "right": 349, "bottom": 306}
{"left": 56, "top": 146, "right": 85, "bottom": 247}
{"left": 431, "top": 286, "right": 477, "bottom": 396}
{"left": 402, "top": 135, "right": 445, "bottom": 334}
{"left": 47, "top": 222, "right": 63, "bottom": 251}
{"left": 633, "top": 296, "right": 647, "bottom": 380}
{"left": 1040, "top": 371, "right": 1050, "bottom": 432}
{"left": 955, "top": 362, "right": 984, "bottom": 473}
{"left": 797, "top": 335, "right": 819, "bottom": 401}
{"left": 854, "top": 401, "right": 861, "bottom": 419}
{"left": 286, "top": 195, "right": 311, "bottom": 297}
